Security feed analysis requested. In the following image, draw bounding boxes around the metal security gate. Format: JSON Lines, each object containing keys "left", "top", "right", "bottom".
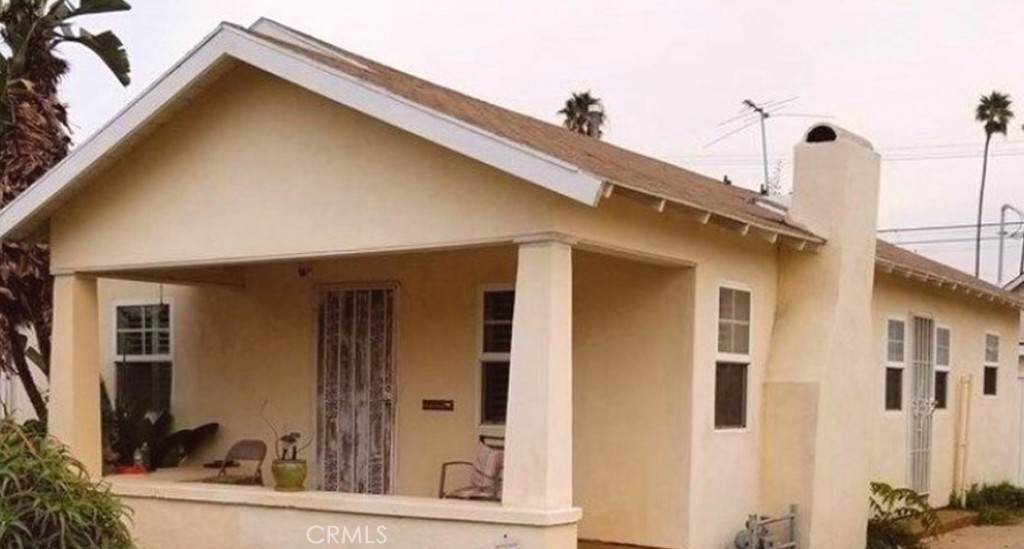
{"left": 317, "top": 285, "right": 396, "bottom": 494}
{"left": 909, "top": 316, "right": 936, "bottom": 494}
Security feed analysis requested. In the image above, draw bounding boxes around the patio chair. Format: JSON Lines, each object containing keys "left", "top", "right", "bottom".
{"left": 202, "top": 439, "right": 267, "bottom": 486}
{"left": 437, "top": 437, "right": 504, "bottom": 501}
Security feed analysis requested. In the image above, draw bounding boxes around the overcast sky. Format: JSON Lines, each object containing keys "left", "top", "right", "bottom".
{"left": 57, "top": 1, "right": 1024, "bottom": 282}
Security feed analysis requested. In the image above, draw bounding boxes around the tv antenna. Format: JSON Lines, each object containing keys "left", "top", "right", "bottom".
{"left": 704, "top": 97, "right": 832, "bottom": 194}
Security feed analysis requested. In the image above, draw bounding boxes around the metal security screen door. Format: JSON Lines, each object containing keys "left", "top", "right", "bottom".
{"left": 317, "top": 285, "right": 396, "bottom": 494}
{"left": 909, "top": 316, "right": 936, "bottom": 494}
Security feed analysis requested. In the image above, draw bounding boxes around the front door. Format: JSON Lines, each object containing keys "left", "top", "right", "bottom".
{"left": 909, "top": 316, "right": 936, "bottom": 494}
{"left": 316, "top": 285, "right": 396, "bottom": 494}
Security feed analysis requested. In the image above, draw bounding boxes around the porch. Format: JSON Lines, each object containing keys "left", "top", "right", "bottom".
{"left": 52, "top": 242, "right": 694, "bottom": 548}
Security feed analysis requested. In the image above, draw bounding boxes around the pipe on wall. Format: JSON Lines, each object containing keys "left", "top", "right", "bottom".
{"left": 952, "top": 374, "right": 973, "bottom": 503}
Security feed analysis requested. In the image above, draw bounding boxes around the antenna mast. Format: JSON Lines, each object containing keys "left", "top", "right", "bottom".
{"left": 743, "top": 99, "right": 772, "bottom": 195}
{"left": 703, "top": 96, "right": 831, "bottom": 195}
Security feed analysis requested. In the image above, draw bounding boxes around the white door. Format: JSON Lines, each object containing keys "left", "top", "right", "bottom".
{"left": 316, "top": 285, "right": 397, "bottom": 494}
{"left": 909, "top": 316, "right": 936, "bottom": 494}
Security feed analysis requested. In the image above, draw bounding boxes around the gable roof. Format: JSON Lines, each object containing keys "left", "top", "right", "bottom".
{"left": 0, "top": 19, "right": 1019, "bottom": 309}
{"left": 876, "top": 240, "right": 1023, "bottom": 307}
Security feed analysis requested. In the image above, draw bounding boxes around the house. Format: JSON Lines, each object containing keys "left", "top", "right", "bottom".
{"left": 1, "top": 19, "right": 1021, "bottom": 549}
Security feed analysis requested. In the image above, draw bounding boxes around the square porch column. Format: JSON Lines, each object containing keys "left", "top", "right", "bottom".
{"left": 502, "top": 238, "right": 573, "bottom": 509}
{"left": 48, "top": 274, "right": 101, "bottom": 477}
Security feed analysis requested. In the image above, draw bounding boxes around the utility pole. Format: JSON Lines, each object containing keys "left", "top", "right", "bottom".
{"left": 997, "top": 204, "right": 1024, "bottom": 284}
{"left": 743, "top": 99, "right": 771, "bottom": 195}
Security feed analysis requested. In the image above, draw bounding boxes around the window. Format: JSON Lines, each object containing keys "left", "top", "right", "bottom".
{"left": 480, "top": 289, "right": 514, "bottom": 425}
{"left": 115, "top": 303, "right": 172, "bottom": 412}
{"left": 934, "top": 371, "right": 948, "bottom": 410}
{"left": 718, "top": 288, "right": 751, "bottom": 355}
{"left": 884, "top": 319, "right": 905, "bottom": 411}
{"left": 716, "top": 287, "right": 751, "bottom": 429}
{"left": 885, "top": 368, "right": 904, "bottom": 411}
{"left": 887, "top": 319, "right": 905, "bottom": 363}
{"left": 934, "top": 327, "right": 951, "bottom": 410}
{"left": 983, "top": 333, "right": 999, "bottom": 396}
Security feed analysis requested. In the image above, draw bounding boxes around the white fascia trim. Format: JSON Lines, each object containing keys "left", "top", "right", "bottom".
{"left": 0, "top": 25, "right": 603, "bottom": 239}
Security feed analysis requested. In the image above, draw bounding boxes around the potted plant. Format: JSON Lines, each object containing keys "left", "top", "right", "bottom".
{"left": 261, "top": 401, "right": 311, "bottom": 492}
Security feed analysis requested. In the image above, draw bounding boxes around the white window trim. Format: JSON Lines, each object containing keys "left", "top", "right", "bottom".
{"left": 885, "top": 317, "right": 908, "bottom": 369}
{"left": 934, "top": 325, "right": 952, "bottom": 371}
{"left": 111, "top": 298, "right": 175, "bottom": 411}
{"left": 476, "top": 284, "right": 513, "bottom": 435}
{"left": 933, "top": 325, "right": 952, "bottom": 413}
{"left": 112, "top": 298, "right": 175, "bottom": 363}
{"left": 883, "top": 316, "right": 907, "bottom": 416}
{"left": 714, "top": 281, "right": 753, "bottom": 433}
{"left": 983, "top": 330, "right": 1000, "bottom": 398}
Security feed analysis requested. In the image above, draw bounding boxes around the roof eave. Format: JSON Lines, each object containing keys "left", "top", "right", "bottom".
{"left": 876, "top": 257, "right": 1024, "bottom": 310}
{"left": 602, "top": 182, "right": 825, "bottom": 251}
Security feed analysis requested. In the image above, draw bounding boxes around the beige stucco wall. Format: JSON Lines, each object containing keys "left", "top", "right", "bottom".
{"left": 120, "top": 493, "right": 577, "bottom": 549}
{"left": 49, "top": 64, "right": 566, "bottom": 273}
{"left": 870, "top": 273, "right": 1021, "bottom": 504}
{"left": 553, "top": 198, "right": 781, "bottom": 549}
{"left": 572, "top": 252, "right": 693, "bottom": 547}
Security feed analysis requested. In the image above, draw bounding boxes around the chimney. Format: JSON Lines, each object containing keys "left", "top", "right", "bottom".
{"left": 761, "top": 124, "right": 881, "bottom": 549}
{"left": 787, "top": 123, "right": 880, "bottom": 246}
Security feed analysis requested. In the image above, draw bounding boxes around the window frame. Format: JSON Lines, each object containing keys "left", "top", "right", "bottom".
{"left": 933, "top": 325, "right": 951, "bottom": 412}
{"left": 714, "top": 282, "right": 753, "bottom": 432}
{"left": 476, "top": 285, "right": 514, "bottom": 433}
{"left": 111, "top": 298, "right": 174, "bottom": 412}
{"left": 884, "top": 317, "right": 906, "bottom": 413}
{"left": 983, "top": 331, "right": 999, "bottom": 397}
{"left": 112, "top": 299, "right": 174, "bottom": 363}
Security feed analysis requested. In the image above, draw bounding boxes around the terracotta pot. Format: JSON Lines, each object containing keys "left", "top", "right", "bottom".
{"left": 271, "top": 459, "right": 307, "bottom": 492}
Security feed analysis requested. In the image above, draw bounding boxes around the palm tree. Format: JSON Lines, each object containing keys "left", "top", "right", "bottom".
{"left": 0, "top": 0, "right": 131, "bottom": 421}
{"left": 973, "top": 91, "right": 1014, "bottom": 278}
{"left": 558, "top": 91, "right": 606, "bottom": 138}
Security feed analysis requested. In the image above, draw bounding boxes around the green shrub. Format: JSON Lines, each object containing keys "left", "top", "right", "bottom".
{"left": 0, "top": 418, "right": 134, "bottom": 548}
{"left": 964, "top": 482, "right": 1024, "bottom": 510}
{"left": 976, "top": 506, "right": 1020, "bottom": 526}
{"left": 866, "top": 482, "right": 939, "bottom": 549}
{"left": 866, "top": 520, "right": 922, "bottom": 549}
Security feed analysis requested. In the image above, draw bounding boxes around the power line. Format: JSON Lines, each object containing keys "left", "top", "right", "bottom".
{"left": 878, "top": 221, "right": 1017, "bottom": 233}
{"left": 663, "top": 140, "right": 1024, "bottom": 165}
{"left": 886, "top": 235, "right": 1009, "bottom": 246}
{"left": 676, "top": 138, "right": 1024, "bottom": 159}
{"left": 677, "top": 150, "right": 1024, "bottom": 166}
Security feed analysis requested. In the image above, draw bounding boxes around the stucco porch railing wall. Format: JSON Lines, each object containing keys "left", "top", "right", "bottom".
{"left": 107, "top": 469, "right": 579, "bottom": 548}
